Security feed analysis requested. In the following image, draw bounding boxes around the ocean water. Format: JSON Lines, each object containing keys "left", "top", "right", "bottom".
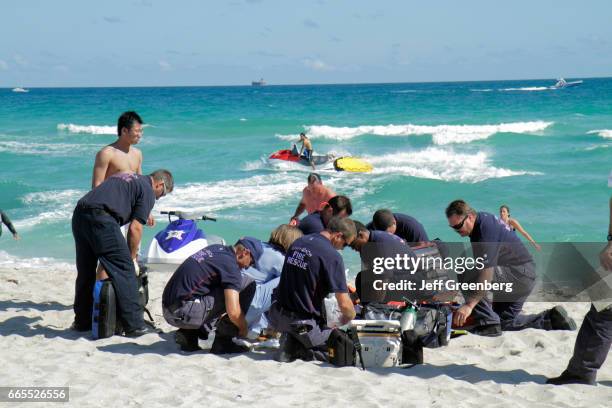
{"left": 1, "top": 78, "right": 611, "bottom": 274}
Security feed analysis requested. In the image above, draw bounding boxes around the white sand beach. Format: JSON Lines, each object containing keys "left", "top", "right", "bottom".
{"left": 1, "top": 263, "right": 610, "bottom": 408}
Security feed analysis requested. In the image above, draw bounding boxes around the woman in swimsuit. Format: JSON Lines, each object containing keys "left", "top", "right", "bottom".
{"left": 499, "top": 204, "right": 541, "bottom": 251}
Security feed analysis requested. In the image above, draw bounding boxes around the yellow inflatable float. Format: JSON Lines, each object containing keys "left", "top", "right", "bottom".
{"left": 333, "top": 156, "right": 373, "bottom": 173}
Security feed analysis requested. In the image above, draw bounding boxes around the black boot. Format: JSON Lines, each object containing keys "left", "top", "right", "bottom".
{"left": 469, "top": 323, "right": 502, "bottom": 337}
{"left": 548, "top": 306, "right": 577, "bottom": 330}
{"left": 276, "top": 333, "right": 302, "bottom": 362}
{"left": 175, "top": 329, "right": 201, "bottom": 352}
{"left": 546, "top": 370, "right": 595, "bottom": 385}
{"left": 210, "top": 335, "right": 250, "bottom": 354}
{"left": 209, "top": 317, "right": 249, "bottom": 354}
{"left": 70, "top": 321, "right": 91, "bottom": 332}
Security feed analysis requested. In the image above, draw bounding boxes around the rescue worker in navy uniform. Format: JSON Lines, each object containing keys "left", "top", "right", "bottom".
{"left": 367, "top": 209, "right": 429, "bottom": 247}
{"left": 547, "top": 173, "right": 612, "bottom": 385}
{"left": 269, "top": 216, "right": 357, "bottom": 362}
{"left": 298, "top": 195, "right": 352, "bottom": 235}
{"left": 350, "top": 220, "right": 416, "bottom": 303}
{"left": 162, "top": 237, "right": 263, "bottom": 353}
{"left": 350, "top": 220, "right": 410, "bottom": 253}
{"left": 446, "top": 199, "right": 576, "bottom": 336}
{"left": 71, "top": 170, "right": 173, "bottom": 337}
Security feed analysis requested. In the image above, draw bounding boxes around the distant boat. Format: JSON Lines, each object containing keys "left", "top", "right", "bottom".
{"left": 251, "top": 78, "right": 266, "bottom": 86}
{"left": 12, "top": 87, "right": 29, "bottom": 93}
{"left": 554, "top": 78, "right": 583, "bottom": 89}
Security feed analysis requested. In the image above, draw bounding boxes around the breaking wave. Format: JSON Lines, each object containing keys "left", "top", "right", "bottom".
{"left": 277, "top": 121, "right": 553, "bottom": 145}
{"left": 57, "top": 123, "right": 116, "bottom": 135}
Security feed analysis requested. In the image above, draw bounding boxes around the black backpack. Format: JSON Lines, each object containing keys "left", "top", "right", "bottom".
{"left": 327, "top": 327, "right": 365, "bottom": 370}
{"left": 413, "top": 303, "right": 452, "bottom": 348}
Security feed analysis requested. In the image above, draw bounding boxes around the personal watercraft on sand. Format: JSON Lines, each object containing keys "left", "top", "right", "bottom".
{"left": 269, "top": 145, "right": 373, "bottom": 173}
{"left": 145, "top": 211, "right": 225, "bottom": 272}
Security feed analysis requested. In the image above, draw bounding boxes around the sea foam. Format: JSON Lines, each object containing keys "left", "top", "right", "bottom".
{"left": 0, "top": 141, "right": 98, "bottom": 156}
{"left": 277, "top": 121, "right": 553, "bottom": 145}
{"left": 364, "top": 148, "right": 541, "bottom": 183}
{"left": 158, "top": 174, "right": 306, "bottom": 214}
{"left": 587, "top": 129, "right": 612, "bottom": 139}
{"left": 57, "top": 123, "right": 116, "bottom": 135}
{"left": 499, "top": 86, "right": 552, "bottom": 91}
{"left": 0, "top": 250, "right": 74, "bottom": 272}
{"left": 16, "top": 190, "right": 85, "bottom": 229}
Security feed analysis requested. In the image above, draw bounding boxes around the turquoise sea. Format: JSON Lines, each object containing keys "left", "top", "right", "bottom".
{"left": 1, "top": 78, "right": 611, "bottom": 274}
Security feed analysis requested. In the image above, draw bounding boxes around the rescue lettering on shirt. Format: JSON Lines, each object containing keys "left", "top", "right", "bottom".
{"left": 285, "top": 247, "right": 312, "bottom": 270}
{"left": 191, "top": 248, "right": 214, "bottom": 264}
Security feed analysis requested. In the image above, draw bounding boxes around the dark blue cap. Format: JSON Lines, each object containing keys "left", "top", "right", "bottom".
{"left": 237, "top": 236, "right": 263, "bottom": 269}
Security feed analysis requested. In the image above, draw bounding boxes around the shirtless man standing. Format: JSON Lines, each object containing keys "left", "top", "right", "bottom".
{"left": 91, "top": 111, "right": 153, "bottom": 227}
{"left": 91, "top": 111, "right": 152, "bottom": 280}
{"left": 298, "top": 132, "right": 316, "bottom": 170}
{"left": 92, "top": 111, "right": 144, "bottom": 189}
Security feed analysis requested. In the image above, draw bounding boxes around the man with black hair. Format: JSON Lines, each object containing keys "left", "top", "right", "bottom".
{"left": 0, "top": 209, "right": 19, "bottom": 240}
{"left": 350, "top": 220, "right": 416, "bottom": 304}
{"left": 270, "top": 216, "right": 357, "bottom": 362}
{"left": 162, "top": 237, "right": 263, "bottom": 353}
{"left": 71, "top": 169, "right": 173, "bottom": 337}
{"left": 92, "top": 111, "right": 144, "bottom": 188}
{"left": 350, "top": 220, "right": 408, "bottom": 253}
{"left": 92, "top": 111, "right": 155, "bottom": 228}
{"left": 446, "top": 199, "right": 576, "bottom": 336}
{"left": 368, "top": 209, "right": 429, "bottom": 247}
{"left": 298, "top": 194, "right": 352, "bottom": 235}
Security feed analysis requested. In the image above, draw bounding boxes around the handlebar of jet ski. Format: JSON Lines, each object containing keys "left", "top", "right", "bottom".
{"left": 161, "top": 211, "right": 217, "bottom": 222}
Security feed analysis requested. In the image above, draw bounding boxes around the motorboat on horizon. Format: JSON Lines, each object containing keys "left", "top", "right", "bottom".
{"left": 554, "top": 78, "right": 583, "bottom": 89}
{"left": 12, "top": 87, "right": 29, "bottom": 93}
{"left": 251, "top": 78, "right": 266, "bottom": 86}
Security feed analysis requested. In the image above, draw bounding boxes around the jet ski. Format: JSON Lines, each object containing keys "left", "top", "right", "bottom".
{"left": 269, "top": 145, "right": 373, "bottom": 173}
{"left": 554, "top": 78, "right": 583, "bottom": 89}
{"left": 144, "top": 210, "right": 225, "bottom": 272}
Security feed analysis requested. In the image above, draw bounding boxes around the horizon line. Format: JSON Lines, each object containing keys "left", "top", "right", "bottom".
{"left": 2, "top": 75, "right": 610, "bottom": 90}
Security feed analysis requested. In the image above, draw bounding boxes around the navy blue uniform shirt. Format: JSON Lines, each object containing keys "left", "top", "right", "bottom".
{"left": 362, "top": 230, "right": 416, "bottom": 268}
{"left": 368, "top": 212, "right": 429, "bottom": 246}
{"left": 162, "top": 244, "right": 243, "bottom": 307}
{"left": 277, "top": 233, "right": 348, "bottom": 320}
{"left": 78, "top": 173, "right": 155, "bottom": 225}
{"left": 392, "top": 213, "right": 429, "bottom": 245}
{"left": 369, "top": 230, "right": 406, "bottom": 245}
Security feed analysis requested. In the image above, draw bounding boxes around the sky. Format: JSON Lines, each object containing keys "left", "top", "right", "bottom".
{"left": 1, "top": 0, "right": 612, "bottom": 87}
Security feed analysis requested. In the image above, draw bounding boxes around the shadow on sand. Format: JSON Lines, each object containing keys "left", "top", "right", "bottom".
{"left": 0, "top": 299, "right": 72, "bottom": 313}
{"left": 0, "top": 315, "right": 86, "bottom": 341}
{"left": 1, "top": 305, "right": 607, "bottom": 387}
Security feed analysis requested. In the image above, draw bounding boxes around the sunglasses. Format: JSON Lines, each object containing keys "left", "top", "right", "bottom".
{"left": 160, "top": 181, "right": 168, "bottom": 198}
{"left": 450, "top": 214, "right": 468, "bottom": 231}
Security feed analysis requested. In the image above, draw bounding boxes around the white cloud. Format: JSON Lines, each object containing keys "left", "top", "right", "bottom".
{"left": 303, "top": 58, "right": 334, "bottom": 71}
{"left": 13, "top": 54, "right": 28, "bottom": 67}
{"left": 158, "top": 60, "right": 172, "bottom": 72}
{"left": 0, "top": 60, "right": 8, "bottom": 70}
{"left": 158, "top": 60, "right": 172, "bottom": 71}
